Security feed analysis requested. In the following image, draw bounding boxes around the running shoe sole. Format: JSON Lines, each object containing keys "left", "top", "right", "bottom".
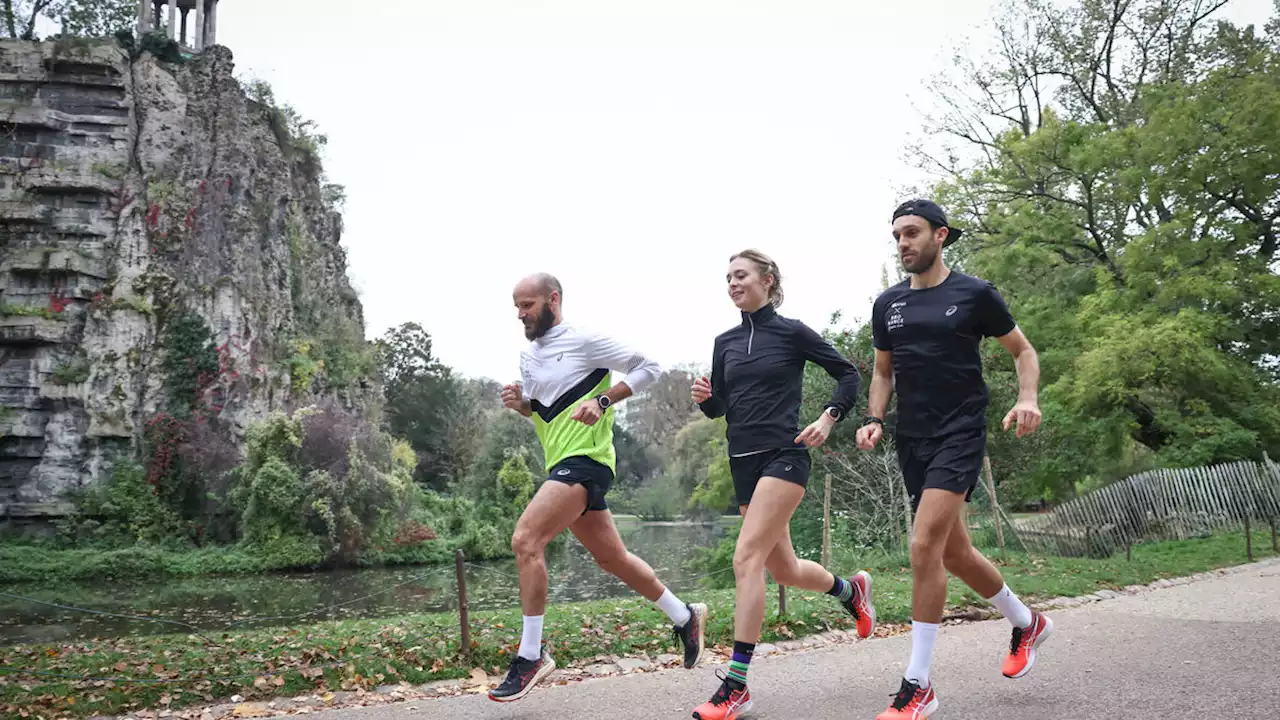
{"left": 686, "top": 602, "right": 708, "bottom": 669}
{"left": 692, "top": 698, "right": 753, "bottom": 719}
{"left": 488, "top": 655, "right": 556, "bottom": 702}
{"left": 855, "top": 570, "right": 877, "bottom": 638}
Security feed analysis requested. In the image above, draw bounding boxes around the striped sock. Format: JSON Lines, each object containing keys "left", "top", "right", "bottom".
{"left": 726, "top": 641, "right": 754, "bottom": 687}
{"left": 827, "top": 574, "right": 854, "bottom": 603}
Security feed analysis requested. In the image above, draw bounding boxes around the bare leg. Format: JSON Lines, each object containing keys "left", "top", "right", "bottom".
{"left": 910, "top": 488, "right": 965, "bottom": 623}
{"left": 733, "top": 477, "right": 805, "bottom": 644}
{"left": 763, "top": 521, "right": 838, "bottom": 593}
{"left": 941, "top": 505, "right": 1004, "bottom": 599}
{"left": 511, "top": 481, "right": 588, "bottom": 617}
{"left": 570, "top": 509, "right": 664, "bottom": 601}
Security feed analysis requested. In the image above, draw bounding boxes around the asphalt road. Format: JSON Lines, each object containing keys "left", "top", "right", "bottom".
{"left": 306, "top": 560, "right": 1280, "bottom": 720}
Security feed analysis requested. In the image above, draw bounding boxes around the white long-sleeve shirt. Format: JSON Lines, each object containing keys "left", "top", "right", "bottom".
{"left": 518, "top": 322, "right": 660, "bottom": 471}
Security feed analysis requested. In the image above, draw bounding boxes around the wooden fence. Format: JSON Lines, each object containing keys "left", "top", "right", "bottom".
{"left": 1013, "top": 455, "right": 1280, "bottom": 558}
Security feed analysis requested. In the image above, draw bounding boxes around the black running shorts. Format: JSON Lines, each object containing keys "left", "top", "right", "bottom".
{"left": 896, "top": 425, "right": 987, "bottom": 512}
{"left": 546, "top": 455, "right": 614, "bottom": 513}
{"left": 729, "top": 446, "right": 811, "bottom": 506}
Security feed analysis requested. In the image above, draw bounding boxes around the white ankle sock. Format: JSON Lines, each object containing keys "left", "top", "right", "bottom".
{"left": 905, "top": 620, "right": 939, "bottom": 686}
{"left": 518, "top": 615, "right": 544, "bottom": 661}
{"left": 986, "top": 584, "right": 1033, "bottom": 628}
{"left": 656, "top": 588, "right": 692, "bottom": 627}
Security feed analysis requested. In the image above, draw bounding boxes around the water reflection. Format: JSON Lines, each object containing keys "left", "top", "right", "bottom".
{"left": 0, "top": 520, "right": 727, "bottom": 645}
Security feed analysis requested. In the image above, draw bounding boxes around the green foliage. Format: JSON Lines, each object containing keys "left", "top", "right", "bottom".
{"left": 459, "top": 409, "right": 542, "bottom": 496}
{"left": 920, "top": 0, "right": 1280, "bottom": 496}
{"left": 281, "top": 208, "right": 375, "bottom": 396}
{"left": 687, "top": 452, "right": 734, "bottom": 515}
{"left": 243, "top": 78, "right": 334, "bottom": 191}
{"left": 51, "top": 356, "right": 90, "bottom": 385}
{"left": 631, "top": 472, "right": 684, "bottom": 521}
{"left": 664, "top": 417, "right": 727, "bottom": 499}
{"left": 159, "top": 310, "right": 219, "bottom": 416}
{"left": 0, "top": 302, "right": 63, "bottom": 320}
{"left": 61, "top": 462, "right": 188, "bottom": 548}
{"left": 226, "top": 405, "right": 466, "bottom": 566}
{"left": 377, "top": 322, "right": 483, "bottom": 489}
{"left": 285, "top": 339, "right": 322, "bottom": 393}
{"left": 58, "top": 0, "right": 134, "bottom": 37}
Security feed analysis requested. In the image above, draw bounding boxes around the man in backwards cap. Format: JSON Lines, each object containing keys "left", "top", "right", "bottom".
{"left": 857, "top": 199, "right": 1052, "bottom": 719}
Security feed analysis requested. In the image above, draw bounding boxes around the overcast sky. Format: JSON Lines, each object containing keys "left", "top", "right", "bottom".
{"left": 213, "top": 0, "right": 1275, "bottom": 384}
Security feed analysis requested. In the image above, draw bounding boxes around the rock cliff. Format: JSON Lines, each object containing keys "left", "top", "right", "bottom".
{"left": 0, "top": 38, "right": 371, "bottom": 522}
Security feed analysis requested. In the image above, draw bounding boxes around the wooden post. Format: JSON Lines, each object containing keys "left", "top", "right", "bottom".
{"left": 1126, "top": 543, "right": 1132, "bottom": 562}
{"left": 822, "top": 473, "right": 832, "bottom": 567}
{"left": 1244, "top": 516, "right": 1253, "bottom": 562}
{"left": 770, "top": 569, "right": 786, "bottom": 617}
{"left": 455, "top": 550, "right": 471, "bottom": 660}
{"left": 983, "top": 455, "right": 1005, "bottom": 555}
{"left": 902, "top": 485, "right": 914, "bottom": 550}
{"left": 1270, "top": 517, "right": 1278, "bottom": 554}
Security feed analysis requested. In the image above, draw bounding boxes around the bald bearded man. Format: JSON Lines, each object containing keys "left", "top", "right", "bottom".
{"left": 488, "top": 273, "right": 708, "bottom": 703}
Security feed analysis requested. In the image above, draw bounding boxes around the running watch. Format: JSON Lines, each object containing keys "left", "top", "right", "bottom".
{"left": 595, "top": 394, "right": 611, "bottom": 410}
{"left": 824, "top": 406, "right": 842, "bottom": 421}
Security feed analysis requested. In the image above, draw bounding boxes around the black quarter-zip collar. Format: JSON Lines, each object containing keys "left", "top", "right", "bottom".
{"left": 740, "top": 303, "right": 777, "bottom": 327}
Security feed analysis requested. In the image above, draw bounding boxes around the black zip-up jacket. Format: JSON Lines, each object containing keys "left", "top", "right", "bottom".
{"left": 698, "top": 304, "right": 862, "bottom": 455}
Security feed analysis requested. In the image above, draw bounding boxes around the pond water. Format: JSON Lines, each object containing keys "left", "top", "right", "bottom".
{"left": 0, "top": 520, "right": 730, "bottom": 645}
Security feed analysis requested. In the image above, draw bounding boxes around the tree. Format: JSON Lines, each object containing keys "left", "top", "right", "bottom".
{"left": 663, "top": 416, "right": 727, "bottom": 501}
{"left": 59, "top": 0, "right": 133, "bottom": 37}
{"left": 458, "top": 410, "right": 543, "bottom": 504}
{"left": 622, "top": 366, "right": 703, "bottom": 450}
{"left": 613, "top": 424, "right": 658, "bottom": 490}
{"left": 915, "top": 0, "right": 1280, "bottom": 494}
{"left": 3, "top": 0, "right": 134, "bottom": 39}
{"left": 375, "top": 323, "right": 467, "bottom": 489}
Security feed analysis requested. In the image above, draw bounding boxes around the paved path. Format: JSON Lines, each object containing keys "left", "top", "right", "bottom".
{"left": 307, "top": 561, "right": 1280, "bottom": 719}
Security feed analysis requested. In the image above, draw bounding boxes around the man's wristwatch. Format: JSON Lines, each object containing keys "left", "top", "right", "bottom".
{"left": 862, "top": 415, "right": 884, "bottom": 426}
{"left": 595, "top": 395, "right": 611, "bottom": 410}
{"left": 824, "top": 406, "right": 842, "bottom": 422}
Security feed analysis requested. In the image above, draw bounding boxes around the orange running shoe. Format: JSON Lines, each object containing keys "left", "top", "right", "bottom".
{"left": 692, "top": 671, "right": 752, "bottom": 720}
{"left": 875, "top": 678, "right": 938, "bottom": 720}
{"left": 839, "top": 570, "right": 877, "bottom": 639}
{"left": 1003, "top": 610, "right": 1054, "bottom": 679}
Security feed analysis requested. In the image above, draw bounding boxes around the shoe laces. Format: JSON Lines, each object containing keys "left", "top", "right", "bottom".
{"left": 845, "top": 582, "right": 862, "bottom": 620}
{"left": 890, "top": 678, "right": 920, "bottom": 711}
{"left": 1009, "top": 624, "right": 1026, "bottom": 655}
{"left": 503, "top": 654, "right": 535, "bottom": 684}
{"left": 710, "top": 670, "right": 742, "bottom": 705}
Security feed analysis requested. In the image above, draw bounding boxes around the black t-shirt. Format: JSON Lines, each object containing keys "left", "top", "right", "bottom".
{"left": 871, "top": 271, "right": 1017, "bottom": 438}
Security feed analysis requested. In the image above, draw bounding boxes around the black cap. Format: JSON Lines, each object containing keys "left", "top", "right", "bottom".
{"left": 892, "top": 198, "right": 964, "bottom": 247}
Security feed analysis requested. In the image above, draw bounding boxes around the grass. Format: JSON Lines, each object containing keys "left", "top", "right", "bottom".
{"left": 1, "top": 528, "right": 1274, "bottom": 718}
{"left": 0, "top": 537, "right": 505, "bottom": 584}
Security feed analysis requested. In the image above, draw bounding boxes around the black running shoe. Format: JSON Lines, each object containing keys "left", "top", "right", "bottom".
{"left": 487, "top": 647, "right": 556, "bottom": 703}
{"left": 672, "top": 602, "right": 708, "bottom": 669}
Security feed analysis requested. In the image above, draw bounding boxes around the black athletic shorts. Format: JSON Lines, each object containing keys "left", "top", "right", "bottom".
{"left": 546, "top": 455, "right": 614, "bottom": 513}
{"left": 896, "top": 425, "right": 987, "bottom": 512}
{"left": 729, "top": 446, "right": 811, "bottom": 506}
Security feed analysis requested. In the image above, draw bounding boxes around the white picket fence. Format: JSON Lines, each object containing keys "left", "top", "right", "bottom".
{"left": 1014, "top": 455, "right": 1280, "bottom": 558}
